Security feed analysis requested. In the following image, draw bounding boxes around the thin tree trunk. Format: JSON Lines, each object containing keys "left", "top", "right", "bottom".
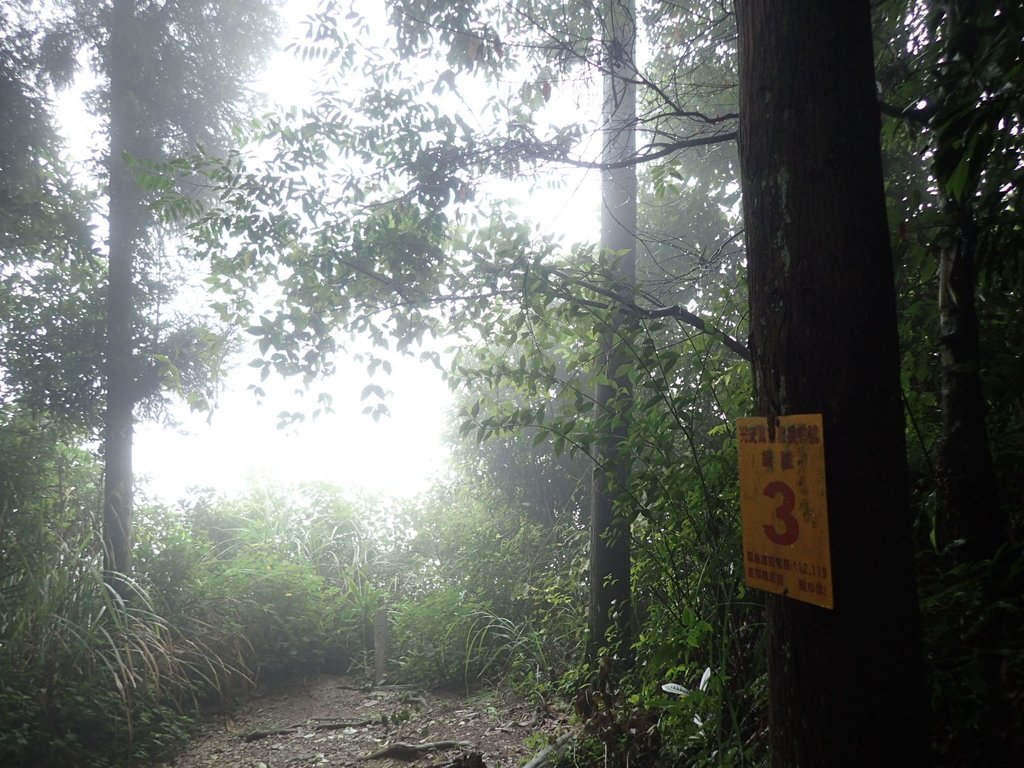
{"left": 937, "top": 201, "right": 1002, "bottom": 560}
{"left": 736, "top": 3, "right": 927, "bottom": 765}
{"left": 588, "top": 0, "right": 636, "bottom": 668}
{"left": 103, "top": 0, "right": 142, "bottom": 585}
{"left": 934, "top": 0, "right": 1005, "bottom": 563}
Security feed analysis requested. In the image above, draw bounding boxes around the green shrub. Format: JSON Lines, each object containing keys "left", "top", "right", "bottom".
{"left": 199, "top": 551, "right": 346, "bottom": 682}
{"left": 138, "top": 491, "right": 380, "bottom": 686}
{"left": 391, "top": 587, "right": 491, "bottom": 688}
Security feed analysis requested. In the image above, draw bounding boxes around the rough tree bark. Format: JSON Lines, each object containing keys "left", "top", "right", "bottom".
{"left": 735, "top": 3, "right": 928, "bottom": 765}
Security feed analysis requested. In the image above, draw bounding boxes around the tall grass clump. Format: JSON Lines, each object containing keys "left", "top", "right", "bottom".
{"left": 142, "top": 485, "right": 387, "bottom": 685}
{"left": 0, "top": 540, "right": 200, "bottom": 765}
{"left": 384, "top": 482, "right": 589, "bottom": 692}
{"left": 0, "top": 421, "right": 201, "bottom": 766}
{"left": 1, "top": 420, "right": 392, "bottom": 768}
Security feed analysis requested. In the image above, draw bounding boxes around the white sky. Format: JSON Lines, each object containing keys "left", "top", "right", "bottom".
{"left": 137, "top": 1, "right": 453, "bottom": 503}
{"left": 133, "top": 350, "right": 454, "bottom": 502}
{"left": 57, "top": 0, "right": 600, "bottom": 504}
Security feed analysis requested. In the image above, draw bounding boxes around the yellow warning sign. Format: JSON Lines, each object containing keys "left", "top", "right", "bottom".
{"left": 737, "top": 414, "right": 833, "bottom": 609}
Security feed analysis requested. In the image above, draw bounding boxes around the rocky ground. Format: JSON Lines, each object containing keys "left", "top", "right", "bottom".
{"left": 156, "top": 674, "right": 575, "bottom": 768}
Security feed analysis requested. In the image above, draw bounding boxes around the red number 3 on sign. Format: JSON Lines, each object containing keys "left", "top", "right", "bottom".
{"left": 738, "top": 414, "right": 833, "bottom": 607}
{"left": 762, "top": 480, "right": 799, "bottom": 545}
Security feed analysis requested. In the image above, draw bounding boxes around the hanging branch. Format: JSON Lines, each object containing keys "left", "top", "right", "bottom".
{"left": 637, "top": 302, "right": 750, "bottom": 361}
{"left": 543, "top": 265, "right": 750, "bottom": 361}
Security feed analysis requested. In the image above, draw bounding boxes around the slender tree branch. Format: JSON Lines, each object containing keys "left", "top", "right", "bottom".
{"left": 878, "top": 98, "right": 935, "bottom": 126}
{"left": 534, "top": 132, "right": 737, "bottom": 170}
{"left": 637, "top": 302, "right": 750, "bottom": 361}
{"left": 544, "top": 265, "right": 749, "bottom": 361}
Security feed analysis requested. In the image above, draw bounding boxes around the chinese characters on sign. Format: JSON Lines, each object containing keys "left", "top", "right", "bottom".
{"left": 737, "top": 414, "right": 834, "bottom": 609}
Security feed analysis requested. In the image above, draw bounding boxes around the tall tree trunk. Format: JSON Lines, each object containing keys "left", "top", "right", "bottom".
{"left": 934, "top": 0, "right": 1005, "bottom": 563}
{"left": 736, "top": 3, "right": 927, "bottom": 765}
{"left": 588, "top": 0, "right": 636, "bottom": 668}
{"left": 937, "top": 201, "right": 1002, "bottom": 560}
{"left": 103, "top": 0, "right": 142, "bottom": 585}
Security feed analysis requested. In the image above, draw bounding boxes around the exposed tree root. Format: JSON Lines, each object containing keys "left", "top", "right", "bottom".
{"left": 520, "top": 730, "right": 578, "bottom": 768}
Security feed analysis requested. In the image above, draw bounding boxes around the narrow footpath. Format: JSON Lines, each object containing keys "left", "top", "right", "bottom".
{"left": 156, "top": 675, "right": 573, "bottom": 768}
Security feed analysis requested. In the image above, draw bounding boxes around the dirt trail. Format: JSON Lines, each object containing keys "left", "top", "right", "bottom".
{"left": 156, "top": 674, "right": 572, "bottom": 768}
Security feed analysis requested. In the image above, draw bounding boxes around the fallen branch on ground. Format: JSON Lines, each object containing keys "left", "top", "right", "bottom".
{"left": 242, "top": 719, "right": 374, "bottom": 742}
{"left": 242, "top": 728, "right": 295, "bottom": 742}
{"left": 368, "top": 683, "right": 421, "bottom": 690}
{"left": 365, "top": 740, "right": 473, "bottom": 760}
{"left": 431, "top": 752, "right": 487, "bottom": 768}
{"left": 335, "top": 682, "right": 420, "bottom": 692}
{"left": 306, "top": 719, "right": 375, "bottom": 732}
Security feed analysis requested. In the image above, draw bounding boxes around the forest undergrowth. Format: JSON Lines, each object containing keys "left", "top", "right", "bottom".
{"left": 3, "top": 427, "right": 1020, "bottom": 767}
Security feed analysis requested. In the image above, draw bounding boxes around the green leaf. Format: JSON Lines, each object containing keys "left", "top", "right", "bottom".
{"left": 360, "top": 383, "right": 386, "bottom": 401}
{"left": 945, "top": 155, "right": 970, "bottom": 202}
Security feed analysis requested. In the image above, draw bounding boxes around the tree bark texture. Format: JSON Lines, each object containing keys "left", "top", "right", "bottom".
{"left": 588, "top": 0, "right": 636, "bottom": 666}
{"left": 103, "top": 0, "right": 144, "bottom": 583}
{"left": 736, "top": 3, "right": 927, "bottom": 765}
